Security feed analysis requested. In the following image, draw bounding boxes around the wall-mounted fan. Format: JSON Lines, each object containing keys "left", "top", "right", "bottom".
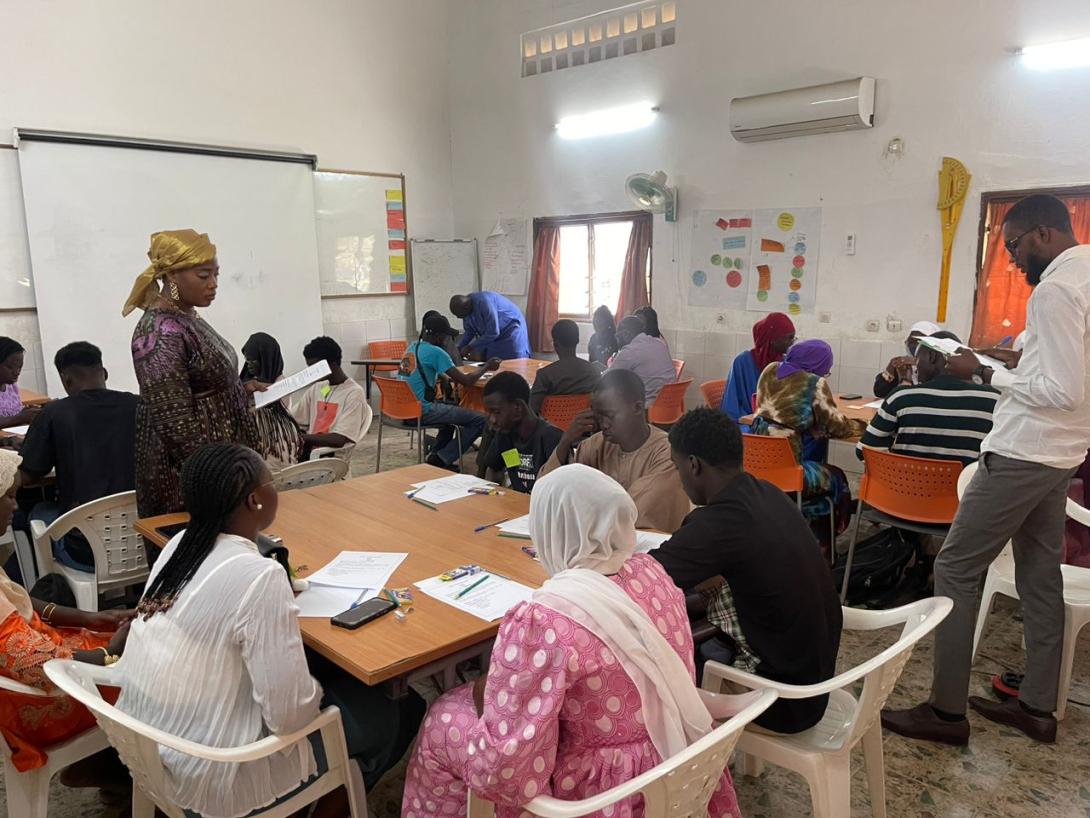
{"left": 625, "top": 170, "right": 678, "bottom": 222}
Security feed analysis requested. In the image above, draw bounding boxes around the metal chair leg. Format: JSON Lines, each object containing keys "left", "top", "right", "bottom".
{"left": 417, "top": 419, "right": 424, "bottom": 463}
{"left": 375, "top": 413, "right": 384, "bottom": 473}
{"left": 455, "top": 427, "right": 464, "bottom": 473}
{"left": 840, "top": 499, "right": 865, "bottom": 602}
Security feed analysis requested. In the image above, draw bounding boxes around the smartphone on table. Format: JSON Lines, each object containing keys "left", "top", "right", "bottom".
{"left": 330, "top": 597, "right": 397, "bottom": 630}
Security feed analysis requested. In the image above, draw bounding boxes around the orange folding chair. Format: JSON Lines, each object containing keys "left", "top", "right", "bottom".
{"left": 540, "top": 394, "right": 591, "bottom": 430}
{"left": 648, "top": 379, "right": 692, "bottom": 426}
{"left": 742, "top": 434, "right": 804, "bottom": 511}
{"left": 373, "top": 376, "right": 462, "bottom": 472}
{"left": 700, "top": 379, "right": 727, "bottom": 409}
{"left": 672, "top": 358, "right": 686, "bottom": 381}
{"left": 841, "top": 448, "right": 963, "bottom": 600}
{"left": 368, "top": 340, "right": 408, "bottom": 374}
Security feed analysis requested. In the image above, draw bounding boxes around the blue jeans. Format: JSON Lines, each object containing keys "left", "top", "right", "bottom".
{"left": 30, "top": 502, "right": 95, "bottom": 573}
{"left": 420, "top": 403, "right": 486, "bottom": 466}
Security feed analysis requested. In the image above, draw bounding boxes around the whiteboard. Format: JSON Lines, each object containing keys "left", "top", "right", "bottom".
{"left": 481, "top": 218, "right": 530, "bottom": 295}
{"left": 314, "top": 171, "right": 408, "bottom": 296}
{"left": 410, "top": 239, "right": 479, "bottom": 333}
{"left": 18, "top": 141, "right": 324, "bottom": 396}
{"left": 0, "top": 148, "right": 34, "bottom": 309}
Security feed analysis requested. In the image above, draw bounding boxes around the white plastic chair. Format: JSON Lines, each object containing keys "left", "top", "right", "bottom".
{"left": 30, "top": 491, "right": 148, "bottom": 612}
{"left": 703, "top": 597, "right": 953, "bottom": 818}
{"left": 0, "top": 674, "right": 109, "bottom": 818}
{"left": 43, "top": 659, "right": 366, "bottom": 818}
{"left": 309, "top": 401, "right": 373, "bottom": 462}
{"left": 273, "top": 458, "right": 350, "bottom": 491}
{"left": 964, "top": 461, "right": 1090, "bottom": 720}
{"left": 466, "top": 688, "right": 778, "bottom": 817}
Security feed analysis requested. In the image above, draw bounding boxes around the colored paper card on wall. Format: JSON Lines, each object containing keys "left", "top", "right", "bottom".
{"left": 387, "top": 228, "right": 405, "bottom": 240}
{"left": 390, "top": 281, "right": 408, "bottom": 293}
{"left": 386, "top": 200, "right": 404, "bottom": 211}
{"left": 388, "top": 239, "right": 406, "bottom": 251}
{"left": 385, "top": 189, "right": 403, "bottom": 202}
{"left": 389, "top": 255, "right": 407, "bottom": 274}
{"left": 387, "top": 213, "right": 406, "bottom": 230}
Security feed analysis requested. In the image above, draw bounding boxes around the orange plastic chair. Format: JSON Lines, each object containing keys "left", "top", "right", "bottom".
{"left": 540, "top": 394, "right": 591, "bottom": 431}
{"left": 742, "top": 434, "right": 804, "bottom": 510}
{"left": 700, "top": 379, "right": 727, "bottom": 409}
{"left": 368, "top": 339, "right": 408, "bottom": 373}
{"left": 841, "top": 448, "right": 963, "bottom": 600}
{"left": 672, "top": 358, "right": 686, "bottom": 381}
{"left": 648, "top": 379, "right": 692, "bottom": 426}
{"left": 373, "top": 376, "right": 462, "bottom": 472}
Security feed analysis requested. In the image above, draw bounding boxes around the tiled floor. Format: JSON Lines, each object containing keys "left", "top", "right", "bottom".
{"left": 17, "top": 429, "right": 1090, "bottom": 817}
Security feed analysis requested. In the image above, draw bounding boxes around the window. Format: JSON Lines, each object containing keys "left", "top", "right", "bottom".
{"left": 971, "top": 186, "right": 1090, "bottom": 346}
{"left": 536, "top": 212, "right": 650, "bottom": 320}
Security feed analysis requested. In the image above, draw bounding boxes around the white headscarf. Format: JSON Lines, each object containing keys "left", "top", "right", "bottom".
{"left": 0, "top": 450, "right": 33, "bottom": 622}
{"left": 909, "top": 320, "right": 941, "bottom": 337}
{"left": 529, "top": 465, "right": 712, "bottom": 761}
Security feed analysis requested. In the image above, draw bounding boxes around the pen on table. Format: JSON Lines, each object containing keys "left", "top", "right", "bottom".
{"left": 406, "top": 487, "right": 421, "bottom": 500}
{"left": 350, "top": 589, "right": 370, "bottom": 608}
{"left": 474, "top": 516, "right": 513, "bottom": 533}
{"left": 455, "top": 574, "right": 490, "bottom": 599}
{"left": 384, "top": 589, "right": 399, "bottom": 606}
{"left": 999, "top": 335, "right": 1013, "bottom": 346}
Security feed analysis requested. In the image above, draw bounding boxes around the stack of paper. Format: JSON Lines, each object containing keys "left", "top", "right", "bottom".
{"left": 496, "top": 514, "right": 532, "bottom": 539}
{"left": 415, "top": 572, "right": 535, "bottom": 622}
{"left": 294, "top": 551, "right": 407, "bottom": 617}
{"left": 1, "top": 425, "right": 29, "bottom": 436}
{"left": 635, "top": 531, "right": 671, "bottom": 553}
{"left": 255, "top": 360, "right": 331, "bottom": 409}
{"left": 407, "top": 474, "right": 498, "bottom": 505}
{"left": 917, "top": 336, "right": 1008, "bottom": 371}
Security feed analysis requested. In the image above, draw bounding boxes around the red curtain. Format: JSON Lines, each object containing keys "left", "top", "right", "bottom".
{"left": 527, "top": 224, "right": 561, "bottom": 353}
{"left": 616, "top": 214, "right": 652, "bottom": 318}
{"left": 971, "top": 196, "right": 1090, "bottom": 347}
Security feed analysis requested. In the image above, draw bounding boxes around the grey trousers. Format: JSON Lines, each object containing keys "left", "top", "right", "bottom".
{"left": 931, "top": 453, "right": 1076, "bottom": 715}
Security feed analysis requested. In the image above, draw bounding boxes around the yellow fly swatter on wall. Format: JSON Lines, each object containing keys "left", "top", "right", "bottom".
{"left": 936, "top": 157, "right": 971, "bottom": 323}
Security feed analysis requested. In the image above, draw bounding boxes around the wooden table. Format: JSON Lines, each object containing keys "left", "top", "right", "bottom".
{"left": 19, "top": 388, "right": 50, "bottom": 407}
{"left": 458, "top": 358, "right": 549, "bottom": 411}
{"left": 136, "top": 464, "right": 545, "bottom": 689}
{"left": 741, "top": 395, "right": 879, "bottom": 443}
{"left": 349, "top": 359, "right": 401, "bottom": 400}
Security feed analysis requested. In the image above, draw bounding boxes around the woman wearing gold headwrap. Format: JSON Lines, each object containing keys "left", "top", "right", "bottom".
{"left": 125, "top": 230, "right": 265, "bottom": 518}
{"left": 0, "top": 449, "right": 133, "bottom": 774}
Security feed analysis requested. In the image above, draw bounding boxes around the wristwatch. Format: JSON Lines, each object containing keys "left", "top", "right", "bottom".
{"left": 972, "top": 364, "right": 991, "bottom": 385}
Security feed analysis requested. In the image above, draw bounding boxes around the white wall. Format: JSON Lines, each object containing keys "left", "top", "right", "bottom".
{"left": 0, "top": 0, "right": 453, "bottom": 393}
{"left": 448, "top": 0, "right": 1090, "bottom": 398}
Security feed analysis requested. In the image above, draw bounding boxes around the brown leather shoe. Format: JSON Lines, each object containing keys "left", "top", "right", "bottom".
{"left": 881, "top": 703, "right": 970, "bottom": 746}
{"left": 968, "top": 696, "right": 1057, "bottom": 743}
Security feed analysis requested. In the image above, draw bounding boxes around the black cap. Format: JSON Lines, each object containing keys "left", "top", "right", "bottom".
{"left": 422, "top": 312, "right": 457, "bottom": 336}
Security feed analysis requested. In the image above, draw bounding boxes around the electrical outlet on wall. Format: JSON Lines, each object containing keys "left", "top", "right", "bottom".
{"left": 844, "top": 233, "right": 857, "bottom": 255}
{"left": 818, "top": 312, "right": 832, "bottom": 324}
{"left": 865, "top": 319, "right": 880, "bottom": 333}
{"left": 886, "top": 316, "right": 903, "bottom": 333}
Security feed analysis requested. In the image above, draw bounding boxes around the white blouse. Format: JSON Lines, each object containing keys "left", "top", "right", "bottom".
{"left": 116, "top": 533, "right": 322, "bottom": 818}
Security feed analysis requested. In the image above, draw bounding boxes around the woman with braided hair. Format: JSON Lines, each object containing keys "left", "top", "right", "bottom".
{"left": 116, "top": 442, "right": 422, "bottom": 818}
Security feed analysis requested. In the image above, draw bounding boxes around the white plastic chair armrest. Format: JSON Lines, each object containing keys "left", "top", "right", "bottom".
{"left": 0, "top": 674, "right": 53, "bottom": 697}
{"left": 841, "top": 601, "right": 935, "bottom": 632}
{"left": 30, "top": 517, "right": 57, "bottom": 576}
{"left": 698, "top": 688, "right": 768, "bottom": 721}
{"left": 1067, "top": 496, "right": 1090, "bottom": 527}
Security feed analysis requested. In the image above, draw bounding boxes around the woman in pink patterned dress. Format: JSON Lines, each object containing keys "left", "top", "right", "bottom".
{"left": 402, "top": 464, "right": 742, "bottom": 818}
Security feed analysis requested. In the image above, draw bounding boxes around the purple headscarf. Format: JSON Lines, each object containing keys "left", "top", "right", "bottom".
{"left": 776, "top": 339, "right": 834, "bottom": 379}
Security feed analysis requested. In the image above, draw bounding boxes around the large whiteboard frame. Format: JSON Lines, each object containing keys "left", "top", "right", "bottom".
{"left": 0, "top": 146, "right": 35, "bottom": 311}
{"left": 410, "top": 238, "right": 479, "bottom": 332}
{"left": 314, "top": 169, "right": 411, "bottom": 298}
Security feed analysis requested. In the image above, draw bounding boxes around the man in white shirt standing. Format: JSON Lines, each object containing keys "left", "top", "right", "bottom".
{"left": 884, "top": 194, "right": 1090, "bottom": 745}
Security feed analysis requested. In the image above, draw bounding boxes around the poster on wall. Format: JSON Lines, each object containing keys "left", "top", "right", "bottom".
{"left": 746, "top": 208, "right": 821, "bottom": 315}
{"left": 687, "top": 210, "right": 751, "bottom": 307}
{"left": 482, "top": 217, "right": 530, "bottom": 295}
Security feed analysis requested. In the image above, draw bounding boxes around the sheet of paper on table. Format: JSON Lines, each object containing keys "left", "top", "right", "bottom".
{"left": 917, "top": 336, "right": 1008, "bottom": 372}
{"left": 407, "top": 474, "right": 497, "bottom": 505}
{"left": 254, "top": 360, "right": 332, "bottom": 409}
{"left": 294, "top": 585, "right": 378, "bottom": 617}
{"left": 306, "top": 551, "right": 407, "bottom": 590}
{"left": 415, "top": 572, "right": 535, "bottom": 622}
{"left": 497, "top": 514, "right": 531, "bottom": 539}
{"left": 1, "top": 425, "right": 29, "bottom": 436}
{"left": 848, "top": 400, "right": 884, "bottom": 410}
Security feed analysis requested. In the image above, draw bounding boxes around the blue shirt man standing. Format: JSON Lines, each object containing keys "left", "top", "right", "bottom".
{"left": 450, "top": 291, "right": 531, "bottom": 361}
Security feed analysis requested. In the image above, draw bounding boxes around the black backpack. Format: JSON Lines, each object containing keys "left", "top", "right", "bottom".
{"left": 832, "top": 528, "right": 917, "bottom": 605}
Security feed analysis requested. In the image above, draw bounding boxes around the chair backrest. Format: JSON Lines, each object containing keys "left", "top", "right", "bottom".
{"left": 699, "top": 379, "right": 726, "bottom": 409}
{"left": 0, "top": 674, "right": 52, "bottom": 698}
{"left": 34, "top": 491, "right": 148, "bottom": 585}
{"left": 858, "top": 448, "right": 963, "bottom": 524}
{"left": 672, "top": 358, "right": 685, "bottom": 381}
{"left": 374, "top": 376, "right": 422, "bottom": 422}
{"left": 955, "top": 459, "right": 978, "bottom": 499}
{"left": 274, "top": 459, "right": 350, "bottom": 491}
{"left": 368, "top": 340, "right": 408, "bottom": 372}
{"left": 648, "top": 379, "right": 693, "bottom": 425}
{"left": 469, "top": 689, "right": 777, "bottom": 818}
{"left": 540, "top": 394, "right": 591, "bottom": 430}
{"left": 742, "top": 434, "right": 804, "bottom": 494}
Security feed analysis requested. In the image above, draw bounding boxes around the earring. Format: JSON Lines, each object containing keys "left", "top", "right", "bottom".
{"left": 255, "top": 503, "right": 264, "bottom": 510}
{"left": 169, "top": 280, "right": 181, "bottom": 301}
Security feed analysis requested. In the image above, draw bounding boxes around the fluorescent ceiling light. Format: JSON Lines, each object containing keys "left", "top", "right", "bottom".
{"left": 556, "top": 102, "right": 657, "bottom": 139}
{"left": 1020, "top": 36, "right": 1090, "bottom": 71}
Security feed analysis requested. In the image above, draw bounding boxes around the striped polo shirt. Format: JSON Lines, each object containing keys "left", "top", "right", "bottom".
{"left": 857, "top": 375, "right": 1000, "bottom": 465}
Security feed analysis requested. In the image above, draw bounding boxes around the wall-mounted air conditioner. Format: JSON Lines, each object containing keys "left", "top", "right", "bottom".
{"left": 730, "top": 77, "right": 876, "bottom": 142}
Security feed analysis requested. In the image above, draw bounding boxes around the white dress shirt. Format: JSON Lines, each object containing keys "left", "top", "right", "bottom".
{"left": 116, "top": 533, "right": 322, "bottom": 818}
{"left": 983, "top": 244, "right": 1090, "bottom": 469}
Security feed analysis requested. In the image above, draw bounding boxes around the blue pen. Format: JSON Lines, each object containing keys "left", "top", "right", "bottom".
{"left": 999, "top": 335, "right": 1013, "bottom": 346}
{"left": 350, "top": 589, "right": 371, "bottom": 608}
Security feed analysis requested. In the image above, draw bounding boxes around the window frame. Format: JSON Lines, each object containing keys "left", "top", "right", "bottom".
{"left": 533, "top": 210, "right": 652, "bottom": 321}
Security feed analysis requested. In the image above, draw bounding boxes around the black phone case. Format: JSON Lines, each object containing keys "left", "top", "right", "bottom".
{"left": 330, "top": 598, "right": 397, "bottom": 630}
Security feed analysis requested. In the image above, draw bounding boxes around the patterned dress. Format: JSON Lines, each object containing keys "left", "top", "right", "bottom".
{"left": 131, "top": 309, "right": 257, "bottom": 517}
{"left": 752, "top": 365, "right": 865, "bottom": 533}
{"left": 402, "top": 554, "right": 741, "bottom": 818}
